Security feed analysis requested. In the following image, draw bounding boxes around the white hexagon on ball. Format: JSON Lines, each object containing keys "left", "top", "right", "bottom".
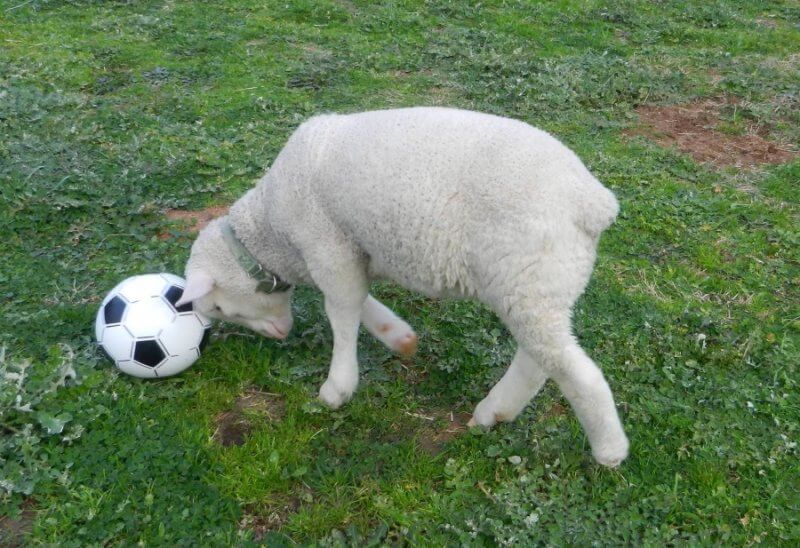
{"left": 195, "top": 311, "right": 212, "bottom": 328}
{"left": 159, "top": 273, "right": 186, "bottom": 287}
{"left": 159, "top": 314, "right": 206, "bottom": 356}
{"left": 117, "top": 360, "right": 160, "bottom": 379}
{"left": 156, "top": 348, "right": 201, "bottom": 377}
{"left": 125, "top": 297, "right": 175, "bottom": 338}
{"left": 117, "top": 274, "right": 170, "bottom": 303}
{"left": 94, "top": 307, "right": 106, "bottom": 342}
{"left": 100, "top": 325, "right": 134, "bottom": 363}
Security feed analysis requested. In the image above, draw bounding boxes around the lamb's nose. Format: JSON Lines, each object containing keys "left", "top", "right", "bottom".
{"left": 274, "top": 316, "right": 293, "bottom": 335}
{"left": 263, "top": 319, "right": 291, "bottom": 339}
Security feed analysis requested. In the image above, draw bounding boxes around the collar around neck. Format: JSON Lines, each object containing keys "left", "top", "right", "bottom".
{"left": 219, "top": 218, "right": 292, "bottom": 294}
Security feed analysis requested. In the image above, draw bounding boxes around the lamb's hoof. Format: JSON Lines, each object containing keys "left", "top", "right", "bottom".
{"left": 318, "top": 379, "right": 354, "bottom": 410}
{"left": 592, "top": 437, "right": 630, "bottom": 468}
{"left": 394, "top": 331, "right": 418, "bottom": 357}
{"left": 469, "top": 398, "right": 515, "bottom": 428}
{"left": 377, "top": 322, "right": 418, "bottom": 357}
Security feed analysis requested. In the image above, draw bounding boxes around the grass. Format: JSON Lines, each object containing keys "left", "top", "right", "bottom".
{"left": 1, "top": 0, "right": 799, "bottom": 545}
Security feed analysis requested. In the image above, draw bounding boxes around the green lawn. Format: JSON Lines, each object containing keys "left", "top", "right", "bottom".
{"left": 1, "top": 0, "right": 799, "bottom": 545}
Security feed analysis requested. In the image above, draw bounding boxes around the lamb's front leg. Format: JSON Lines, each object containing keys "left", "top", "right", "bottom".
{"left": 361, "top": 295, "right": 418, "bottom": 357}
{"left": 302, "top": 227, "right": 370, "bottom": 409}
{"left": 319, "top": 293, "right": 367, "bottom": 409}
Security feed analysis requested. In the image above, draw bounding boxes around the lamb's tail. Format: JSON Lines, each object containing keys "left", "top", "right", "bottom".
{"left": 576, "top": 180, "right": 619, "bottom": 239}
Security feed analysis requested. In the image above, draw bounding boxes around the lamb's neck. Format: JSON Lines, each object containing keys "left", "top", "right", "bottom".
{"left": 227, "top": 189, "right": 303, "bottom": 284}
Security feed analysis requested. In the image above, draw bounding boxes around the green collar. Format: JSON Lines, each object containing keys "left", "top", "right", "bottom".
{"left": 219, "top": 218, "right": 292, "bottom": 294}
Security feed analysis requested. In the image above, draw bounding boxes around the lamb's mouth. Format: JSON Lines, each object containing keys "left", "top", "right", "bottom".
{"left": 262, "top": 321, "right": 287, "bottom": 339}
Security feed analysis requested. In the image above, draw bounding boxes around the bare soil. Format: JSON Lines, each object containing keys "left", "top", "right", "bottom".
{"left": 239, "top": 485, "right": 313, "bottom": 540}
{"left": 212, "top": 411, "right": 253, "bottom": 447}
{"left": 233, "top": 389, "right": 287, "bottom": 420}
{"left": 411, "top": 409, "right": 472, "bottom": 456}
{"left": 239, "top": 493, "right": 306, "bottom": 540}
{"left": 630, "top": 98, "right": 797, "bottom": 168}
{"left": 164, "top": 205, "right": 229, "bottom": 234}
{"left": 540, "top": 401, "right": 568, "bottom": 420}
{"left": 212, "top": 389, "right": 286, "bottom": 447}
{"left": 0, "top": 499, "right": 35, "bottom": 547}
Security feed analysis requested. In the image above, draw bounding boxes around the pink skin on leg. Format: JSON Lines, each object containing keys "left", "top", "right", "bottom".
{"left": 361, "top": 295, "right": 418, "bottom": 356}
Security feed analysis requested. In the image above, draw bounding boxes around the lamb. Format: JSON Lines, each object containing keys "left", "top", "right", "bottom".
{"left": 176, "top": 107, "right": 630, "bottom": 467}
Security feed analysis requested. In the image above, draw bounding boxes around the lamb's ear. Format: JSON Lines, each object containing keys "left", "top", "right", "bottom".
{"left": 176, "top": 271, "right": 215, "bottom": 307}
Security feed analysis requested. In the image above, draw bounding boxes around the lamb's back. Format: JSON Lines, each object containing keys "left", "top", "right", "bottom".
{"left": 268, "top": 108, "right": 616, "bottom": 293}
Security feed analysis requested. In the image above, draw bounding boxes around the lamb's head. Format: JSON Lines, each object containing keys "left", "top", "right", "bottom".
{"left": 175, "top": 219, "right": 294, "bottom": 339}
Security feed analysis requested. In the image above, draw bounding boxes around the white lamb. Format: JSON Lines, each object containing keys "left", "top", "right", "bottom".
{"left": 176, "top": 107, "right": 629, "bottom": 467}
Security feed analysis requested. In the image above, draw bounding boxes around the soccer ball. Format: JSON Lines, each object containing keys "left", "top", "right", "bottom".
{"left": 95, "top": 273, "right": 211, "bottom": 378}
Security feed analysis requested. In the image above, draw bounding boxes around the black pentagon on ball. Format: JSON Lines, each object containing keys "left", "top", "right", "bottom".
{"left": 133, "top": 339, "right": 167, "bottom": 367}
{"left": 164, "top": 285, "right": 193, "bottom": 313}
{"left": 199, "top": 327, "right": 211, "bottom": 352}
{"left": 104, "top": 296, "right": 127, "bottom": 324}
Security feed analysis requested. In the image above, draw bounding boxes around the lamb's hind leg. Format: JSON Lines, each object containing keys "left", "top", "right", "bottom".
{"left": 469, "top": 347, "right": 547, "bottom": 427}
{"left": 511, "top": 308, "right": 629, "bottom": 467}
{"left": 361, "top": 295, "right": 418, "bottom": 357}
{"left": 473, "top": 226, "right": 629, "bottom": 466}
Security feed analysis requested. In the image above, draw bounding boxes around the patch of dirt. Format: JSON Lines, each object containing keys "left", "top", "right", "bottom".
{"left": 630, "top": 97, "right": 797, "bottom": 168}
{"left": 240, "top": 510, "right": 288, "bottom": 541}
{"left": 234, "top": 389, "right": 287, "bottom": 420}
{"left": 163, "top": 205, "right": 229, "bottom": 236}
{"left": 239, "top": 488, "right": 312, "bottom": 540}
{"left": 540, "top": 401, "right": 568, "bottom": 420}
{"left": 706, "top": 69, "right": 724, "bottom": 85}
{"left": 407, "top": 409, "right": 472, "bottom": 456}
{"left": 213, "top": 411, "right": 252, "bottom": 447}
{"left": 390, "top": 68, "right": 434, "bottom": 79}
{"left": 755, "top": 17, "right": 779, "bottom": 29}
{"left": 0, "top": 499, "right": 35, "bottom": 547}
{"left": 212, "top": 389, "right": 286, "bottom": 447}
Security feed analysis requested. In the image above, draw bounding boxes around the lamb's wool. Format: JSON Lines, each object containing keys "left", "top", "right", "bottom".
{"left": 183, "top": 107, "right": 629, "bottom": 466}
{"left": 232, "top": 107, "right": 618, "bottom": 297}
